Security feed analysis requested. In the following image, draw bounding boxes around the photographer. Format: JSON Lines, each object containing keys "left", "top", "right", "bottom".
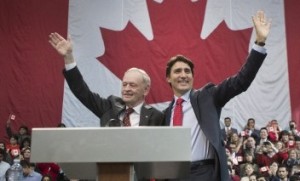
{"left": 289, "top": 120, "right": 300, "bottom": 137}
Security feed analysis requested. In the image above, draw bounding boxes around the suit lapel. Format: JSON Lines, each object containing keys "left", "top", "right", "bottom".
{"left": 189, "top": 89, "right": 202, "bottom": 125}
{"left": 139, "top": 105, "right": 152, "bottom": 126}
{"left": 165, "top": 99, "right": 175, "bottom": 126}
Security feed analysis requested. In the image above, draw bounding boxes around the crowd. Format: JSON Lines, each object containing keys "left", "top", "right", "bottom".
{"left": 1, "top": 113, "right": 299, "bottom": 181}
{"left": 0, "top": 114, "right": 69, "bottom": 181}
{"left": 223, "top": 117, "right": 300, "bottom": 181}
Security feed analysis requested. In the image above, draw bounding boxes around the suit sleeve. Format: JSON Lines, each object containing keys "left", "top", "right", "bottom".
{"left": 214, "top": 49, "right": 267, "bottom": 107}
{"left": 63, "top": 66, "right": 111, "bottom": 118}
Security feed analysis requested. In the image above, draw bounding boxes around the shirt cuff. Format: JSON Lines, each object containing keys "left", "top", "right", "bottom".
{"left": 252, "top": 44, "right": 267, "bottom": 54}
{"left": 65, "top": 62, "right": 77, "bottom": 71}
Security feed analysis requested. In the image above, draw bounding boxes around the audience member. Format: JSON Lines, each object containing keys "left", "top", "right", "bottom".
{"left": 276, "top": 165, "right": 289, "bottom": 181}
{"left": 6, "top": 134, "right": 20, "bottom": 160}
{"left": 0, "top": 140, "right": 12, "bottom": 165}
{"left": 0, "top": 149, "right": 10, "bottom": 181}
{"left": 41, "top": 174, "right": 53, "bottom": 181}
{"left": 6, "top": 114, "right": 31, "bottom": 144}
{"left": 267, "top": 120, "right": 280, "bottom": 143}
{"left": 256, "top": 141, "right": 279, "bottom": 167}
{"left": 244, "top": 118, "right": 260, "bottom": 141}
{"left": 289, "top": 120, "right": 300, "bottom": 137}
{"left": 20, "top": 159, "right": 43, "bottom": 181}
{"left": 222, "top": 117, "right": 238, "bottom": 142}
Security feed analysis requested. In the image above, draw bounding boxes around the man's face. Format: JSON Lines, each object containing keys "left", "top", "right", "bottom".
{"left": 22, "top": 166, "right": 31, "bottom": 176}
{"left": 249, "top": 175, "right": 257, "bottom": 181}
{"left": 224, "top": 119, "right": 231, "bottom": 127}
{"left": 277, "top": 167, "right": 288, "bottom": 179}
{"left": 19, "top": 127, "right": 27, "bottom": 135}
{"left": 260, "top": 129, "right": 268, "bottom": 139}
{"left": 167, "top": 61, "right": 193, "bottom": 97}
{"left": 247, "top": 137, "right": 256, "bottom": 148}
{"left": 121, "top": 71, "right": 149, "bottom": 107}
{"left": 282, "top": 135, "right": 289, "bottom": 143}
{"left": 248, "top": 119, "right": 255, "bottom": 128}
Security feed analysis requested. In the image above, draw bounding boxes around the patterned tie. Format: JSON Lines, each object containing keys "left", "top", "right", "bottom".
{"left": 173, "top": 98, "right": 184, "bottom": 126}
{"left": 122, "top": 108, "right": 134, "bottom": 126}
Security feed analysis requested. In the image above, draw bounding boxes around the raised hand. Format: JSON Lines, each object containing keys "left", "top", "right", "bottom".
{"left": 252, "top": 10, "right": 271, "bottom": 43}
{"left": 49, "top": 32, "right": 74, "bottom": 64}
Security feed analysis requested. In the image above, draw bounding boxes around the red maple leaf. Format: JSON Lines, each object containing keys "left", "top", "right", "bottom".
{"left": 98, "top": 0, "right": 252, "bottom": 104}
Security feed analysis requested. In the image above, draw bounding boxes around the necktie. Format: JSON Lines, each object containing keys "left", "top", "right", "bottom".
{"left": 123, "top": 108, "right": 134, "bottom": 126}
{"left": 173, "top": 98, "right": 184, "bottom": 126}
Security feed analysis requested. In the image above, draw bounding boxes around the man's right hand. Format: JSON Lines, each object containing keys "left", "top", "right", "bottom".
{"left": 49, "top": 32, "right": 75, "bottom": 64}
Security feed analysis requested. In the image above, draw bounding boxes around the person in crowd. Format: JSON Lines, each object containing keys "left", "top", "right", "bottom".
{"left": 243, "top": 136, "right": 257, "bottom": 156}
{"left": 239, "top": 151, "right": 259, "bottom": 177}
{"left": 257, "top": 128, "right": 270, "bottom": 149}
{"left": 280, "top": 130, "right": 295, "bottom": 149}
{"left": 20, "top": 147, "right": 31, "bottom": 162}
{"left": 20, "top": 160, "right": 42, "bottom": 181}
{"left": 228, "top": 158, "right": 241, "bottom": 181}
{"left": 290, "top": 165, "right": 300, "bottom": 180}
{"left": 36, "top": 162, "right": 62, "bottom": 181}
{"left": 275, "top": 141, "right": 289, "bottom": 164}
{"left": 288, "top": 120, "right": 300, "bottom": 137}
{"left": 294, "top": 137, "right": 300, "bottom": 158}
{"left": 20, "top": 137, "right": 31, "bottom": 152}
{"left": 266, "top": 120, "right": 280, "bottom": 143}
{"left": 241, "top": 163, "right": 257, "bottom": 178}
{"left": 41, "top": 174, "right": 53, "bottom": 181}
{"left": 0, "top": 140, "right": 12, "bottom": 165}
{"left": 221, "top": 117, "right": 238, "bottom": 142}
{"left": 256, "top": 173, "right": 268, "bottom": 181}
{"left": 256, "top": 141, "right": 279, "bottom": 167}
{"left": 267, "top": 161, "right": 279, "bottom": 181}
{"left": 163, "top": 10, "right": 270, "bottom": 181}
{"left": 283, "top": 149, "right": 300, "bottom": 172}
{"left": 48, "top": 33, "right": 164, "bottom": 128}
{"left": 249, "top": 173, "right": 258, "bottom": 181}
{"left": 0, "top": 149, "right": 10, "bottom": 181}
{"left": 276, "top": 165, "right": 289, "bottom": 181}
{"left": 6, "top": 134, "right": 20, "bottom": 160}
{"left": 243, "top": 118, "right": 260, "bottom": 141}
{"left": 6, "top": 114, "right": 31, "bottom": 144}
{"left": 227, "top": 132, "right": 243, "bottom": 157}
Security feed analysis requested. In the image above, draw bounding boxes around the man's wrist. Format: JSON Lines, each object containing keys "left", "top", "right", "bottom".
{"left": 255, "top": 41, "right": 265, "bottom": 46}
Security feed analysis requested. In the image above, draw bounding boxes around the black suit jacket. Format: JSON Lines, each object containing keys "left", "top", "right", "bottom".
{"left": 63, "top": 67, "right": 164, "bottom": 127}
{"left": 164, "top": 49, "right": 267, "bottom": 181}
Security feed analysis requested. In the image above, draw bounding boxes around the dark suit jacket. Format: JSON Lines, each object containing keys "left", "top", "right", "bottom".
{"left": 63, "top": 67, "right": 164, "bottom": 127}
{"left": 164, "top": 49, "right": 267, "bottom": 181}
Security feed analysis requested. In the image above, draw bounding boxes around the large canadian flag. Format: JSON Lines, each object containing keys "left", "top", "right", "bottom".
{"left": 0, "top": 0, "right": 299, "bottom": 140}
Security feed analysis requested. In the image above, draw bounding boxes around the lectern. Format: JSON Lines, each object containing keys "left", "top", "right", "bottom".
{"left": 31, "top": 127, "right": 191, "bottom": 180}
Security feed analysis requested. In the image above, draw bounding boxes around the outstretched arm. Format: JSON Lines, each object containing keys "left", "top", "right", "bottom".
{"left": 49, "top": 32, "right": 75, "bottom": 65}
{"left": 252, "top": 10, "right": 271, "bottom": 45}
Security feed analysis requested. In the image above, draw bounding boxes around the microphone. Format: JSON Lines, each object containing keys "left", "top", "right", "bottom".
{"left": 106, "top": 119, "right": 122, "bottom": 127}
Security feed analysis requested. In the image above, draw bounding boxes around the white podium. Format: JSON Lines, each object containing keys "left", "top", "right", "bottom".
{"left": 30, "top": 127, "right": 191, "bottom": 180}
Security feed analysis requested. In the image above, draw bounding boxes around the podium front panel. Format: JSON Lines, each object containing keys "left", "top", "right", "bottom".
{"left": 31, "top": 127, "right": 190, "bottom": 163}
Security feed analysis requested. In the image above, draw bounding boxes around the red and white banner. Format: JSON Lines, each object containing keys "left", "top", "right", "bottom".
{"left": 0, "top": 0, "right": 299, "bottom": 140}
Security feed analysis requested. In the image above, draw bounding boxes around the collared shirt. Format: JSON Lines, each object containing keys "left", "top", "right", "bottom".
{"left": 0, "top": 161, "right": 10, "bottom": 180}
{"left": 119, "top": 102, "right": 144, "bottom": 127}
{"left": 22, "top": 170, "right": 42, "bottom": 181}
{"left": 171, "top": 90, "right": 214, "bottom": 161}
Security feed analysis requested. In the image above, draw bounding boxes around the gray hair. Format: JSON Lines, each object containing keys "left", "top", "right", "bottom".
{"left": 125, "top": 67, "right": 151, "bottom": 87}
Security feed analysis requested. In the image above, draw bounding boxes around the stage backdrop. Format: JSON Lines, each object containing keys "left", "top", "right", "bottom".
{"left": 0, "top": 0, "right": 300, "bottom": 141}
